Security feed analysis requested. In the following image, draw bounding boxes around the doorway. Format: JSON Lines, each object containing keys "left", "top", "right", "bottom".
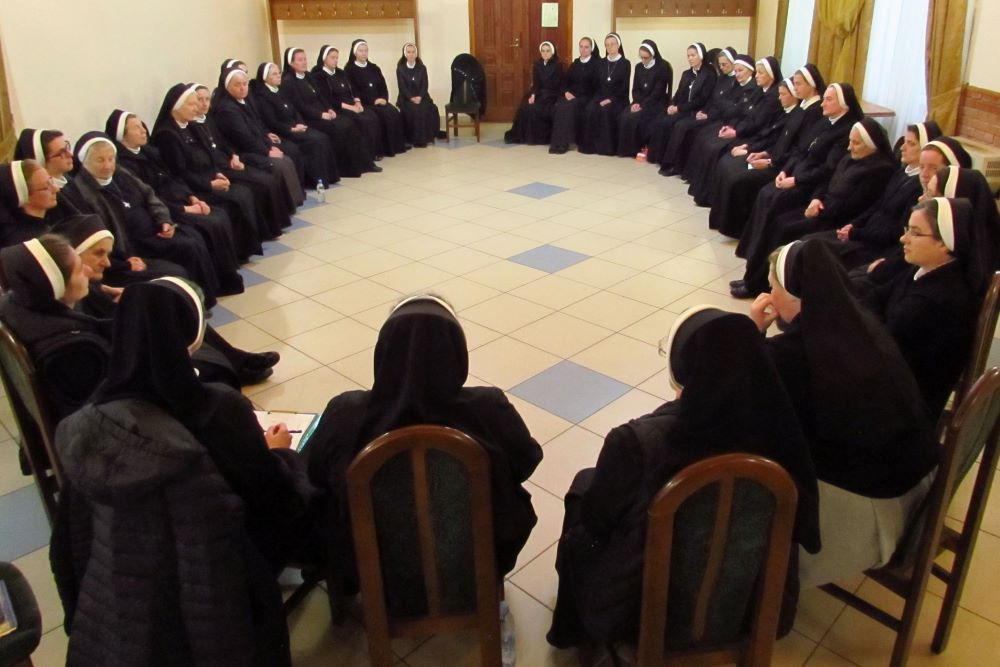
{"left": 469, "top": 0, "right": 574, "bottom": 122}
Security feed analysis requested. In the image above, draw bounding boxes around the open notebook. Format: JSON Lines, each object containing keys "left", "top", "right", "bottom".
{"left": 253, "top": 410, "right": 320, "bottom": 452}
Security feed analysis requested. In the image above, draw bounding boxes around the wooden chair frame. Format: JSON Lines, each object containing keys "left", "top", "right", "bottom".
{"left": 636, "top": 453, "right": 798, "bottom": 667}
{"left": 346, "top": 424, "right": 501, "bottom": 667}
{"left": 0, "top": 321, "right": 62, "bottom": 522}
{"left": 819, "top": 368, "right": 1000, "bottom": 666}
{"left": 952, "top": 272, "right": 1000, "bottom": 409}
{"left": 446, "top": 109, "right": 482, "bottom": 142}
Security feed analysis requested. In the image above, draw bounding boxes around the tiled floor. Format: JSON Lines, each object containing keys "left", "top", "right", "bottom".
{"left": 3, "top": 123, "right": 1000, "bottom": 665}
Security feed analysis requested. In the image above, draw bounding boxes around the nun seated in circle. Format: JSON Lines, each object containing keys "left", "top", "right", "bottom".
{"left": 548, "top": 36, "right": 601, "bottom": 155}
{"left": 53, "top": 214, "right": 280, "bottom": 388}
{"left": 58, "top": 133, "right": 227, "bottom": 308}
{"left": 579, "top": 33, "right": 631, "bottom": 156}
{"left": 14, "top": 128, "right": 84, "bottom": 220}
{"left": 732, "top": 117, "right": 897, "bottom": 298}
{"left": 346, "top": 39, "right": 409, "bottom": 157}
{"left": 644, "top": 43, "right": 718, "bottom": 166}
{"left": 749, "top": 240, "right": 937, "bottom": 587}
{"left": 395, "top": 43, "right": 444, "bottom": 148}
{"left": 0, "top": 160, "right": 58, "bottom": 248}
{"left": 50, "top": 279, "right": 316, "bottom": 667}
{"left": 546, "top": 306, "right": 819, "bottom": 651}
{"left": 504, "top": 41, "right": 564, "bottom": 145}
{"left": 305, "top": 294, "right": 543, "bottom": 595}
{"left": 614, "top": 40, "right": 670, "bottom": 158}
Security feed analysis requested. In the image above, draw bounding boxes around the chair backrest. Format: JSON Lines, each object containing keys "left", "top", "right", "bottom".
{"left": 346, "top": 424, "right": 500, "bottom": 666}
{"left": 449, "top": 53, "right": 487, "bottom": 114}
{"left": 636, "top": 453, "right": 798, "bottom": 667}
{"left": 953, "top": 272, "right": 1000, "bottom": 409}
{"left": 0, "top": 320, "right": 62, "bottom": 522}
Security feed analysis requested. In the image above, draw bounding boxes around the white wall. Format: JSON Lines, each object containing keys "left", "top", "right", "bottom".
{"left": 0, "top": 0, "right": 272, "bottom": 146}
{"left": 967, "top": 0, "right": 1000, "bottom": 91}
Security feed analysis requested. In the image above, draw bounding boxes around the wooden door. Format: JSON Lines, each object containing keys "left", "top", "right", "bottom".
{"left": 470, "top": 0, "right": 573, "bottom": 122}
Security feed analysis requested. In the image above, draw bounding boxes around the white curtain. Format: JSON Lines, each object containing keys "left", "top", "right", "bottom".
{"left": 780, "top": 0, "right": 816, "bottom": 75}
{"left": 863, "top": 0, "right": 930, "bottom": 141}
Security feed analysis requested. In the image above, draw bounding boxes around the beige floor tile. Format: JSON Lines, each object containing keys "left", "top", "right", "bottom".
{"left": 606, "top": 272, "right": 698, "bottom": 308}
{"left": 597, "top": 242, "right": 677, "bottom": 270}
{"left": 14, "top": 546, "right": 63, "bottom": 632}
{"left": 426, "top": 247, "right": 501, "bottom": 275}
{"left": 429, "top": 222, "right": 501, "bottom": 245}
{"left": 510, "top": 312, "right": 613, "bottom": 358}
{"left": 588, "top": 195, "right": 648, "bottom": 218}
{"left": 460, "top": 294, "right": 553, "bottom": 335}
{"left": 393, "top": 210, "right": 465, "bottom": 233}
{"left": 620, "top": 309, "right": 681, "bottom": 347}
{"left": 284, "top": 318, "right": 379, "bottom": 364}
{"left": 245, "top": 299, "right": 343, "bottom": 339}
{"left": 408, "top": 193, "right": 467, "bottom": 212}
{"left": 635, "top": 227, "right": 709, "bottom": 254}
{"left": 312, "top": 279, "right": 402, "bottom": 316}
{"left": 300, "top": 236, "right": 377, "bottom": 263}
{"left": 511, "top": 220, "right": 579, "bottom": 244}
{"left": 664, "top": 287, "right": 753, "bottom": 316}
{"left": 528, "top": 426, "right": 604, "bottom": 498}
{"left": 772, "top": 630, "right": 823, "bottom": 666}
{"left": 503, "top": 583, "right": 578, "bottom": 666}
{"left": 251, "top": 366, "right": 362, "bottom": 413}
{"left": 578, "top": 388, "right": 664, "bottom": 439}
{"left": 637, "top": 368, "right": 677, "bottom": 401}
{"left": 335, "top": 249, "right": 413, "bottom": 278}
{"left": 33, "top": 628, "right": 69, "bottom": 667}
{"left": 545, "top": 209, "right": 609, "bottom": 231}
{"left": 464, "top": 260, "right": 551, "bottom": 291}
{"left": 245, "top": 250, "right": 327, "bottom": 280}
{"left": 588, "top": 218, "right": 663, "bottom": 242}
{"left": 385, "top": 234, "right": 459, "bottom": 261}
{"left": 683, "top": 238, "right": 745, "bottom": 268}
{"left": 217, "top": 282, "right": 305, "bottom": 318}
{"left": 795, "top": 584, "right": 851, "bottom": 642}
{"left": 212, "top": 319, "right": 281, "bottom": 352}
{"left": 369, "top": 262, "right": 455, "bottom": 292}
{"left": 475, "top": 210, "right": 538, "bottom": 232}
{"left": 458, "top": 319, "right": 504, "bottom": 351}
{"left": 946, "top": 460, "right": 1000, "bottom": 539}
{"left": 275, "top": 225, "right": 341, "bottom": 250}
{"left": 555, "top": 257, "right": 638, "bottom": 289}
{"left": 504, "top": 396, "right": 574, "bottom": 446}
{"left": 571, "top": 334, "right": 660, "bottom": 386}
{"left": 926, "top": 524, "right": 1000, "bottom": 624}
{"left": 328, "top": 348, "right": 375, "bottom": 390}
{"left": 510, "top": 542, "right": 560, "bottom": 610}
{"left": 510, "top": 275, "right": 599, "bottom": 310}
{"left": 353, "top": 302, "right": 397, "bottom": 330}
{"left": 370, "top": 202, "right": 425, "bottom": 224}
{"left": 509, "top": 199, "right": 574, "bottom": 221}
{"left": 511, "top": 482, "right": 565, "bottom": 576}
{"left": 468, "top": 337, "right": 560, "bottom": 390}
{"left": 648, "top": 254, "right": 733, "bottom": 286}
{"left": 563, "top": 291, "right": 658, "bottom": 332}
{"left": 437, "top": 201, "right": 503, "bottom": 222}
{"left": 430, "top": 276, "right": 501, "bottom": 311}
{"left": 351, "top": 222, "right": 422, "bottom": 247}
{"left": 803, "top": 646, "right": 859, "bottom": 666}
{"left": 0, "top": 438, "right": 31, "bottom": 496}
{"left": 551, "top": 230, "right": 626, "bottom": 256}
{"left": 242, "top": 342, "right": 325, "bottom": 396}
{"left": 465, "top": 232, "right": 540, "bottom": 259}
{"left": 477, "top": 192, "right": 539, "bottom": 211}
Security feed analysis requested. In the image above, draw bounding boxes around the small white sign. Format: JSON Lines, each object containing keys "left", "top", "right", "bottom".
{"left": 541, "top": 2, "right": 559, "bottom": 28}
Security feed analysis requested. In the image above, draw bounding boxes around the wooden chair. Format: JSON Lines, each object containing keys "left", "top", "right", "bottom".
{"left": 445, "top": 54, "right": 485, "bottom": 143}
{"left": 0, "top": 321, "right": 62, "bottom": 522}
{"left": 346, "top": 424, "right": 501, "bottom": 667}
{"left": 819, "top": 367, "right": 1000, "bottom": 666}
{"left": 636, "top": 453, "right": 799, "bottom": 667}
{"left": 445, "top": 78, "right": 482, "bottom": 142}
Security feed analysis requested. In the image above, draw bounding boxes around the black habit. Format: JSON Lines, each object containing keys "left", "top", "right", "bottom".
{"left": 579, "top": 54, "right": 631, "bottom": 155}
{"left": 505, "top": 54, "right": 565, "bottom": 145}
{"left": 395, "top": 56, "right": 442, "bottom": 147}
{"left": 616, "top": 46, "right": 671, "bottom": 157}
{"left": 549, "top": 52, "right": 601, "bottom": 152}
{"left": 346, "top": 53, "right": 408, "bottom": 157}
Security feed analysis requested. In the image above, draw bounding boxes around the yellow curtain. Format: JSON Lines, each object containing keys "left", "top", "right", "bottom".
{"left": 0, "top": 37, "right": 16, "bottom": 162}
{"left": 775, "top": 0, "right": 790, "bottom": 62}
{"left": 808, "top": 0, "right": 875, "bottom": 95}
{"left": 926, "top": 0, "right": 968, "bottom": 135}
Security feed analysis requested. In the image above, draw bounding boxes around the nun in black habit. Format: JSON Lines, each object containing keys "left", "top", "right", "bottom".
{"left": 579, "top": 33, "right": 631, "bottom": 155}
{"left": 733, "top": 117, "right": 896, "bottom": 298}
{"left": 546, "top": 306, "right": 820, "bottom": 649}
{"left": 708, "top": 64, "right": 825, "bottom": 238}
{"left": 935, "top": 166, "right": 1000, "bottom": 294}
{"left": 212, "top": 67, "right": 306, "bottom": 208}
{"left": 106, "top": 109, "right": 247, "bottom": 279}
{"left": 346, "top": 39, "right": 409, "bottom": 157}
{"left": 549, "top": 36, "right": 601, "bottom": 154}
{"left": 306, "top": 295, "right": 543, "bottom": 595}
{"left": 0, "top": 160, "right": 54, "bottom": 248}
{"left": 309, "top": 46, "right": 385, "bottom": 162}
{"left": 252, "top": 61, "right": 340, "bottom": 188}
{"left": 504, "top": 41, "right": 564, "bottom": 145}
{"left": 13, "top": 128, "right": 80, "bottom": 222}
{"left": 282, "top": 47, "right": 380, "bottom": 176}
{"left": 395, "top": 43, "right": 442, "bottom": 147}
{"left": 615, "top": 39, "right": 671, "bottom": 157}
{"left": 683, "top": 56, "right": 781, "bottom": 192}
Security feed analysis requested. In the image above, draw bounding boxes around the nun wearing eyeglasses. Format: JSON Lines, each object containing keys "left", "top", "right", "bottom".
{"left": 579, "top": 33, "right": 631, "bottom": 155}
{"left": 0, "top": 160, "right": 57, "bottom": 247}
{"left": 14, "top": 128, "right": 83, "bottom": 222}
{"left": 346, "top": 39, "right": 409, "bottom": 157}
{"left": 504, "top": 41, "right": 564, "bottom": 145}
{"left": 395, "top": 43, "right": 442, "bottom": 147}
{"left": 306, "top": 294, "right": 543, "bottom": 598}
{"left": 615, "top": 39, "right": 670, "bottom": 158}
{"left": 546, "top": 305, "right": 819, "bottom": 650}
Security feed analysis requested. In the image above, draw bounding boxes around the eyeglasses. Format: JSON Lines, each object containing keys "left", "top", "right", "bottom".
{"left": 902, "top": 226, "right": 936, "bottom": 239}
{"left": 46, "top": 141, "right": 72, "bottom": 160}
{"left": 29, "top": 178, "right": 56, "bottom": 193}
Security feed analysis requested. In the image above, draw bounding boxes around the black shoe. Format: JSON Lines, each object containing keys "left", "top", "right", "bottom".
{"left": 659, "top": 166, "right": 678, "bottom": 177}
{"left": 435, "top": 130, "right": 448, "bottom": 140}
{"left": 729, "top": 279, "right": 746, "bottom": 288}
{"left": 549, "top": 146, "right": 568, "bottom": 154}
{"left": 244, "top": 351, "right": 281, "bottom": 371}
{"left": 238, "top": 366, "right": 273, "bottom": 386}
{"left": 369, "top": 164, "right": 383, "bottom": 173}
{"left": 730, "top": 284, "right": 754, "bottom": 299}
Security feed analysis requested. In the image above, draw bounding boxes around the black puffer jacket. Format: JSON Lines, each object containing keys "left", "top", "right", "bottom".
{"left": 51, "top": 400, "right": 290, "bottom": 667}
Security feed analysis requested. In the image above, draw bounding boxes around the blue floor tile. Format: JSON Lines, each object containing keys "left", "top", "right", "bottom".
{"left": 207, "top": 304, "right": 240, "bottom": 327}
{"left": 0, "top": 485, "right": 50, "bottom": 561}
{"left": 510, "top": 360, "right": 631, "bottom": 423}
{"left": 287, "top": 216, "right": 313, "bottom": 231}
{"left": 508, "top": 245, "right": 590, "bottom": 273}
{"left": 238, "top": 268, "right": 269, "bottom": 288}
{"left": 260, "top": 240, "right": 292, "bottom": 258}
{"left": 507, "top": 182, "right": 568, "bottom": 199}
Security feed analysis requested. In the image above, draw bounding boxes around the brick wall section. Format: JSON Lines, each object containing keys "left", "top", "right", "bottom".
{"left": 957, "top": 85, "right": 1000, "bottom": 147}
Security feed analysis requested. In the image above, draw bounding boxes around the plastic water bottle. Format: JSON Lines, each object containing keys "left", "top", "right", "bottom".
{"left": 500, "top": 600, "right": 516, "bottom": 667}
{"left": 315, "top": 179, "right": 326, "bottom": 203}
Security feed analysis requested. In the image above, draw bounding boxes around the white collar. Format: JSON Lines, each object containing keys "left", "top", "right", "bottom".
{"left": 828, "top": 111, "right": 846, "bottom": 124}
{"left": 783, "top": 103, "right": 797, "bottom": 114}
{"left": 579, "top": 55, "right": 591, "bottom": 64}
{"left": 237, "top": 98, "right": 245, "bottom": 105}
{"left": 52, "top": 175, "right": 68, "bottom": 189}
{"left": 193, "top": 115, "right": 206, "bottom": 124}
{"left": 905, "top": 163, "right": 921, "bottom": 176}
{"left": 323, "top": 66, "right": 335, "bottom": 75}
{"left": 125, "top": 145, "right": 141, "bottom": 155}
{"left": 355, "top": 60, "right": 368, "bottom": 68}
{"left": 606, "top": 54, "right": 622, "bottom": 62}
{"left": 266, "top": 83, "right": 279, "bottom": 93}
{"left": 643, "top": 58, "right": 656, "bottom": 70}
{"left": 800, "top": 95, "right": 820, "bottom": 109}
{"left": 406, "top": 61, "right": 416, "bottom": 69}
{"left": 295, "top": 72, "right": 305, "bottom": 79}
{"left": 175, "top": 119, "right": 189, "bottom": 129}
{"left": 96, "top": 175, "right": 113, "bottom": 187}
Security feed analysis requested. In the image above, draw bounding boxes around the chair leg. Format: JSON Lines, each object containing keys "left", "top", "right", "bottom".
{"left": 475, "top": 115, "right": 481, "bottom": 142}
{"left": 452, "top": 113, "right": 458, "bottom": 137}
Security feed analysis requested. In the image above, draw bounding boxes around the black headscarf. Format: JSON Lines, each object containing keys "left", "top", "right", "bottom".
{"left": 638, "top": 39, "right": 660, "bottom": 62}
{"left": 14, "top": 129, "right": 48, "bottom": 169}
{"left": 688, "top": 42, "right": 707, "bottom": 66}
{"left": 395, "top": 42, "right": 423, "bottom": 70}
{"left": 778, "top": 239, "right": 935, "bottom": 496}
{"left": 220, "top": 58, "right": 246, "bottom": 75}
{"left": 828, "top": 82, "right": 864, "bottom": 121}
{"left": 71, "top": 132, "right": 116, "bottom": 175}
{"left": 218, "top": 65, "right": 248, "bottom": 95}
{"left": 795, "top": 64, "right": 826, "bottom": 97}
{"left": 93, "top": 278, "right": 207, "bottom": 419}
{"left": 0, "top": 161, "right": 30, "bottom": 211}
{"left": 934, "top": 175, "right": 998, "bottom": 295}
{"left": 104, "top": 109, "right": 136, "bottom": 144}
{"left": 925, "top": 136, "right": 973, "bottom": 168}
{"left": 756, "top": 56, "right": 782, "bottom": 87}
{"left": 662, "top": 306, "right": 820, "bottom": 552}
{"left": 604, "top": 32, "right": 624, "bottom": 57}
{"left": 908, "top": 120, "right": 942, "bottom": 147}
{"left": 0, "top": 237, "right": 68, "bottom": 308}
{"left": 581, "top": 36, "right": 601, "bottom": 59}
{"left": 346, "top": 39, "right": 368, "bottom": 68}
{"left": 151, "top": 83, "right": 200, "bottom": 138}
{"left": 282, "top": 47, "right": 306, "bottom": 78}
{"left": 853, "top": 117, "right": 894, "bottom": 157}
{"left": 50, "top": 214, "right": 113, "bottom": 254}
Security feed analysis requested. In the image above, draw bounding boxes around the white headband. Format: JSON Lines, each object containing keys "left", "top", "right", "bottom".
{"left": 74, "top": 229, "right": 114, "bottom": 254}
{"left": 798, "top": 66, "right": 816, "bottom": 88}
{"left": 24, "top": 238, "right": 66, "bottom": 300}
{"left": 782, "top": 77, "right": 800, "bottom": 99}
{"left": 172, "top": 84, "right": 200, "bottom": 111}
{"left": 9, "top": 161, "right": 29, "bottom": 208}
{"left": 689, "top": 43, "right": 704, "bottom": 59}
{"left": 265, "top": 62, "right": 279, "bottom": 78}
{"left": 914, "top": 123, "right": 930, "bottom": 147}
{"left": 943, "top": 167, "right": 959, "bottom": 198}
{"left": 321, "top": 46, "right": 335, "bottom": 62}
{"left": 639, "top": 41, "right": 655, "bottom": 56}
{"left": 932, "top": 197, "right": 956, "bottom": 251}
{"left": 853, "top": 121, "right": 875, "bottom": 149}
{"left": 31, "top": 131, "right": 46, "bottom": 169}
{"left": 286, "top": 48, "right": 301, "bottom": 66}
{"left": 926, "top": 140, "right": 960, "bottom": 166}
{"left": 720, "top": 48, "right": 736, "bottom": 63}
{"left": 734, "top": 57, "right": 754, "bottom": 71}
{"left": 391, "top": 294, "right": 457, "bottom": 319}
{"left": 114, "top": 111, "right": 133, "bottom": 143}
{"left": 224, "top": 68, "right": 247, "bottom": 88}
{"left": 606, "top": 33, "right": 622, "bottom": 48}
{"left": 664, "top": 304, "right": 717, "bottom": 391}
{"left": 540, "top": 41, "right": 555, "bottom": 54}
{"left": 831, "top": 83, "right": 847, "bottom": 109}
{"left": 76, "top": 137, "right": 116, "bottom": 163}
{"left": 224, "top": 59, "right": 238, "bottom": 69}
{"left": 154, "top": 277, "right": 206, "bottom": 353}
{"left": 756, "top": 58, "right": 773, "bottom": 78}
{"left": 353, "top": 40, "right": 367, "bottom": 55}
{"left": 775, "top": 241, "right": 801, "bottom": 295}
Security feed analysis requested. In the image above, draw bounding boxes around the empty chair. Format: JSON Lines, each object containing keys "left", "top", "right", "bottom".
{"left": 445, "top": 54, "right": 487, "bottom": 142}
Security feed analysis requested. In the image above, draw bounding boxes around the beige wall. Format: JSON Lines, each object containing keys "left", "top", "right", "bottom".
{"left": 0, "top": 0, "right": 272, "bottom": 146}
{"left": 968, "top": 0, "right": 1000, "bottom": 91}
